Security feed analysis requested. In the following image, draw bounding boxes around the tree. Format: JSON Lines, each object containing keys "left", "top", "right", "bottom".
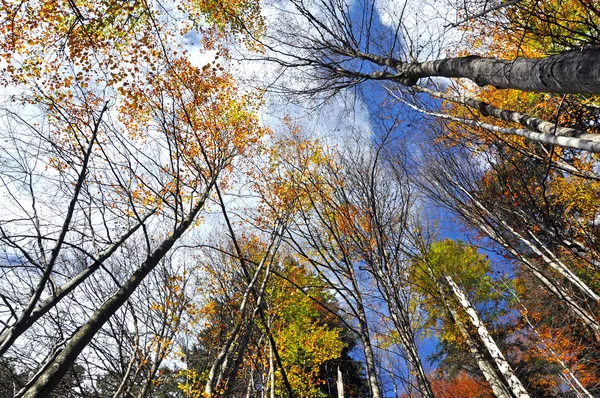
{"left": 0, "top": 0, "right": 265, "bottom": 396}
{"left": 252, "top": 0, "right": 600, "bottom": 93}
{"left": 411, "top": 238, "right": 529, "bottom": 398}
{"left": 319, "top": 337, "right": 370, "bottom": 398}
{"left": 497, "top": 272, "right": 600, "bottom": 396}
{"left": 270, "top": 130, "right": 436, "bottom": 397}
{"left": 174, "top": 245, "right": 348, "bottom": 398}
{"left": 84, "top": 255, "right": 200, "bottom": 398}
{"left": 241, "top": 0, "right": 600, "bottom": 155}
{"left": 417, "top": 137, "right": 600, "bottom": 340}
{"left": 4, "top": 0, "right": 600, "bottom": 396}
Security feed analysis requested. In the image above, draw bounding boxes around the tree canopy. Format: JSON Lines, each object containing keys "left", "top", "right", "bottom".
{"left": 1, "top": 0, "right": 600, "bottom": 397}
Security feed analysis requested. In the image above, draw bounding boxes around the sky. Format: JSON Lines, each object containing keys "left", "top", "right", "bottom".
{"left": 236, "top": 3, "right": 524, "bottom": 394}
{"left": 0, "top": 1, "right": 580, "bottom": 395}
{"left": 221, "top": 1, "right": 483, "bottom": 394}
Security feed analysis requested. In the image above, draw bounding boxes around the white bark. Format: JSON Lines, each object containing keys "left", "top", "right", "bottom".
{"left": 507, "top": 285, "right": 595, "bottom": 398}
{"left": 393, "top": 94, "right": 600, "bottom": 153}
{"left": 269, "top": 339, "right": 275, "bottom": 398}
{"left": 426, "top": 166, "right": 600, "bottom": 340}
{"left": 359, "top": 318, "right": 382, "bottom": 398}
{"left": 448, "top": 304, "right": 512, "bottom": 398}
{"left": 415, "top": 86, "right": 597, "bottom": 141}
{"left": 424, "top": 263, "right": 512, "bottom": 398}
{"left": 445, "top": 276, "right": 530, "bottom": 398}
{"left": 474, "top": 217, "right": 600, "bottom": 341}
{"left": 336, "top": 365, "right": 344, "bottom": 398}
{"left": 204, "top": 245, "right": 273, "bottom": 396}
{"left": 450, "top": 177, "right": 600, "bottom": 306}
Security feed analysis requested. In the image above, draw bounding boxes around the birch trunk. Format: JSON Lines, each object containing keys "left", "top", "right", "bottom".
{"left": 205, "top": 245, "right": 271, "bottom": 396}
{"left": 358, "top": 318, "right": 382, "bottom": 398}
{"left": 394, "top": 94, "right": 600, "bottom": 153}
{"left": 415, "top": 86, "right": 599, "bottom": 140}
{"left": 423, "top": 263, "right": 512, "bottom": 398}
{"left": 472, "top": 216, "right": 600, "bottom": 341}
{"left": 453, "top": 177, "right": 600, "bottom": 308}
{"left": 447, "top": 302, "right": 512, "bottom": 398}
{"left": 336, "top": 365, "right": 344, "bottom": 398}
{"left": 507, "top": 286, "right": 595, "bottom": 398}
{"left": 445, "top": 276, "right": 530, "bottom": 398}
{"left": 269, "top": 341, "right": 275, "bottom": 398}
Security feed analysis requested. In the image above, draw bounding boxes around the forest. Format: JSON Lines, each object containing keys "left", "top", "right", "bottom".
{"left": 0, "top": 0, "right": 599, "bottom": 397}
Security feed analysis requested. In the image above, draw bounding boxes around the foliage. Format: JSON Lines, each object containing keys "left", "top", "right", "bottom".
{"left": 176, "top": 247, "right": 347, "bottom": 397}
{"left": 430, "top": 370, "right": 493, "bottom": 398}
{"left": 411, "top": 239, "right": 505, "bottom": 349}
{"left": 4, "top": 0, "right": 600, "bottom": 396}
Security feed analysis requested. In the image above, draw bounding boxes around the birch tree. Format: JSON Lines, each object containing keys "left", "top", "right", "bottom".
{"left": 274, "top": 131, "right": 435, "bottom": 397}
{"left": 242, "top": 0, "right": 600, "bottom": 154}
{"left": 411, "top": 238, "right": 529, "bottom": 398}
{"left": 418, "top": 140, "right": 600, "bottom": 341}
{"left": 252, "top": 0, "right": 600, "bottom": 94}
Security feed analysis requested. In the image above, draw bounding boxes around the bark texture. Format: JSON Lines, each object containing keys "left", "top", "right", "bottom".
{"left": 446, "top": 276, "right": 531, "bottom": 398}
{"left": 413, "top": 50, "right": 600, "bottom": 93}
{"left": 362, "top": 49, "right": 600, "bottom": 93}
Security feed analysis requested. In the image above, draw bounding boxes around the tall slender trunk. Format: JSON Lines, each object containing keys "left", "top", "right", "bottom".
{"left": 381, "top": 287, "right": 434, "bottom": 398}
{"left": 349, "top": 49, "right": 600, "bottom": 94}
{"left": 414, "top": 86, "right": 597, "bottom": 141}
{"left": 447, "top": 303, "right": 512, "bottom": 398}
{"left": 269, "top": 338, "right": 275, "bottom": 398}
{"left": 424, "top": 264, "right": 512, "bottom": 398}
{"left": 394, "top": 94, "right": 600, "bottom": 153}
{"left": 506, "top": 284, "right": 595, "bottom": 398}
{"left": 0, "top": 117, "right": 105, "bottom": 358}
{"left": 0, "top": 216, "right": 148, "bottom": 357}
{"left": 478, "top": 218, "right": 600, "bottom": 340}
{"left": 358, "top": 320, "right": 382, "bottom": 398}
{"left": 449, "top": 176, "right": 600, "bottom": 339}
{"left": 445, "top": 276, "right": 530, "bottom": 398}
{"left": 17, "top": 173, "right": 220, "bottom": 398}
{"left": 336, "top": 365, "right": 344, "bottom": 398}
{"left": 348, "top": 266, "right": 382, "bottom": 398}
{"left": 245, "top": 368, "right": 254, "bottom": 398}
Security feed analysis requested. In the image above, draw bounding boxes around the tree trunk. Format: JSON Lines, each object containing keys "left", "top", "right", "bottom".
{"left": 451, "top": 177, "right": 600, "bottom": 327}
{"left": 383, "top": 291, "right": 434, "bottom": 398}
{"left": 336, "top": 365, "right": 344, "bottom": 398}
{"left": 448, "top": 304, "right": 512, "bottom": 398}
{"left": 424, "top": 263, "right": 512, "bottom": 398}
{"left": 508, "top": 287, "right": 595, "bottom": 398}
{"left": 17, "top": 173, "right": 219, "bottom": 398}
{"left": 355, "top": 49, "right": 600, "bottom": 94}
{"left": 394, "top": 94, "right": 600, "bottom": 153}
{"left": 269, "top": 340, "right": 275, "bottom": 398}
{"left": 0, "top": 214, "right": 151, "bottom": 357}
{"left": 473, "top": 216, "right": 600, "bottom": 341}
{"left": 415, "top": 86, "right": 599, "bottom": 141}
{"left": 445, "top": 276, "right": 530, "bottom": 398}
{"left": 358, "top": 323, "right": 381, "bottom": 398}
